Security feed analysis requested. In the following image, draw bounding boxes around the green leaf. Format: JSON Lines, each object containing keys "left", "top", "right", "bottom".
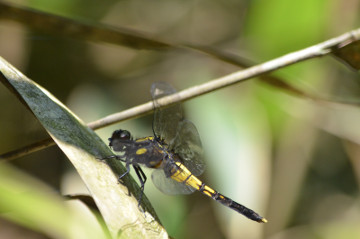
{"left": 0, "top": 163, "right": 105, "bottom": 239}
{"left": 0, "top": 56, "right": 168, "bottom": 238}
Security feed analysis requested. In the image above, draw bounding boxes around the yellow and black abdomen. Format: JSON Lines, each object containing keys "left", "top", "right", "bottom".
{"left": 169, "top": 161, "right": 267, "bottom": 223}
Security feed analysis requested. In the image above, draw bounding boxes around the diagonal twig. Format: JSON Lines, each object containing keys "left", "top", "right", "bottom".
{"left": 2, "top": 2, "right": 360, "bottom": 107}
{"left": 2, "top": 28, "right": 360, "bottom": 161}
{"left": 1, "top": 1, "right": 359, "bottom": 100}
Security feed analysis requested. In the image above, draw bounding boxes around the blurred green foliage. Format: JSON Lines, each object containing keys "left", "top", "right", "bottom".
{"left": 0, "top": 163, "right": 104, "bottom": 239}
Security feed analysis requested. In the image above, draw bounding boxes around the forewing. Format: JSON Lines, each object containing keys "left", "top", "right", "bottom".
{"left": 172, "top": 120, "right": 205, "bottom": 176}
{"left": 151, "top": 169, "right": 196, "bottom": 195}
{"left": 151, "top": 82, "right": 182, "bottom": 145}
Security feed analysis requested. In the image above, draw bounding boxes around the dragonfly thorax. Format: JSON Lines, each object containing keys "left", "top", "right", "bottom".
{"left": 109, "top": 130, "right": 168, "bottom": 169}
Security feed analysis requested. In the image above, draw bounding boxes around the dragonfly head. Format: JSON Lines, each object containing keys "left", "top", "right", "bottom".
{"left": 108, "top": 129, "right": 132, "bottom": 151}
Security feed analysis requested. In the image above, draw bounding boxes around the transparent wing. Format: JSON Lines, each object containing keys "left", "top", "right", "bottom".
{"left": 151, "top": 169, "right": 196, "bottom": 195}
{"left": 171, "top": 120, "right": 205, "bottom": 176}
{"left": 151, "top": 82, "right": 182, "bottom": 145}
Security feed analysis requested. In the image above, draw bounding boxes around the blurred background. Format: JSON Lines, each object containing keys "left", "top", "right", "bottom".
{"left": 1, "top": 0, "right": 360, "bottom": 238}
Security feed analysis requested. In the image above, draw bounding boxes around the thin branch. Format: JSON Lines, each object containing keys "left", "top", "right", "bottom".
{"left": 1, "top": 28, "right": 360, "bottom": 161}
{"left": 0, "top": 138, "right": 54, "bottom": 162}
{"left": 2, "top": 2, "right": 359, "bottom": 105}
{"left": 0, "top": 2, "right": 170, "bottom": 50}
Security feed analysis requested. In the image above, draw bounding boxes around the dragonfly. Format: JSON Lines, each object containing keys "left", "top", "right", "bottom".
{"left": 107, "top": 82, "right": 267, "bottom": 223}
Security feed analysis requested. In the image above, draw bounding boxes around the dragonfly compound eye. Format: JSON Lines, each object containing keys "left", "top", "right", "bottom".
{"left": 108, "top": 130, "right": 132, "bottom": 149}
{"left": 110, "top": 130, "right": 131, "bottom": 141}
{"left": 120, "top": 130, "right": 131, "bottom": 139}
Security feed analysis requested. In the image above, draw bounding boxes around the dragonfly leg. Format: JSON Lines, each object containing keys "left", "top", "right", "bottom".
{"left": 133, "top": 165, "right": 147, "bottom": 207}
{"left": 118, "top": 163, "right": 131, "bottom": 183}
{"left": 98, "top": 155, "right": 126, "bottom": 162}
